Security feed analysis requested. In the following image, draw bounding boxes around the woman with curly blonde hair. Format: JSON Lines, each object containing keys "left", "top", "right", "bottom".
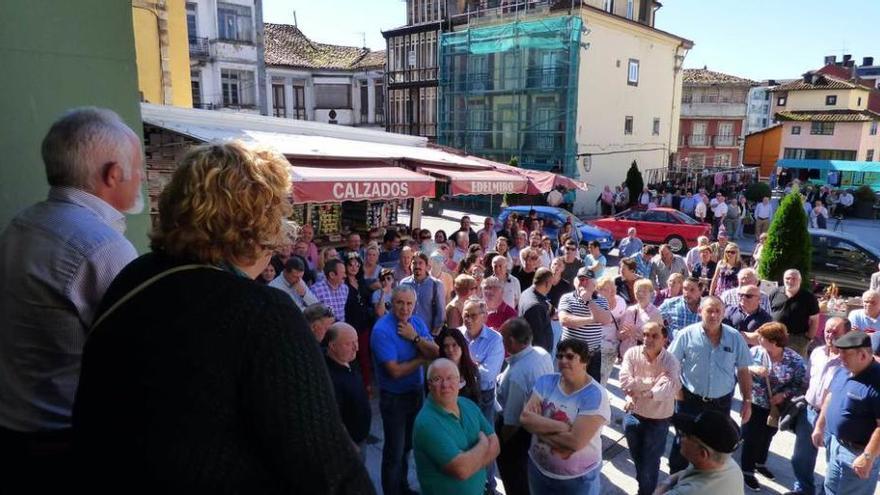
{"left": 72, "top": 141, "right": 371, "bottom": 492}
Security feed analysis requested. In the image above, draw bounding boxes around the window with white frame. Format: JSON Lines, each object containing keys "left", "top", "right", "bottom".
{"left": 652, "top": 118, "right": 660, "bottom": 136}
{"left": 190, "top": 69, "right": 202, "bottom": 107}
{"left": 186, "top": 3, "right": 197, "bottom": 38}
{"left": 777, "top": 96, "right": 786, "bottom": 106}
{"left": 825, "top": 95, "right": 837, "bottom": 105}
{"left": 871, "top": 121, "right": 878, "bottom": 135}
{"left": 314, "top": 84, "right": 351, "bottom": 109}
{"left": 792, "top": 125, "right": 801, "bottom": 135}
{"left": 272, "top": 83, "right": 286, "bottom": 118}
{"left": 689, "top": 153, "right": 705, "bottom": 167}
{"left": 868, "top": 149, "right": 875, "bottom": 161}
{"left": 691, "top": 121, "right": 707, "bottom": 146}
{"left": 626, "top": 0, "right": 634, "bottom": 19}
{"left": 627, "top": 59, "right": 639, "bottom": 86}
{"left": 220, "top": 69, "right": 255, "bottom": 107}
{"left": 716, "top": 122, "right": 734, "bottom": 146}
{"left": 217, "top": 3, "right": 253, "bottom": 42}
{"left": 810, "top": 122, "right": 834, "bottom": 135}
{"left": 604, "top": 0, "right": 614, "bottom": 13}
{"left": 624, "top": 116, "right": 633, "bottom": 135}
{"left": 714, "top": 153, "right": 731, "bottom": 167}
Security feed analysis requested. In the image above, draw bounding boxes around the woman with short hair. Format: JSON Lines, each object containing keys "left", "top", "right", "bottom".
{"left": 72, "top": 141, "right": 371, "bottom": 492}
{"left": 741, "top": 322, "right": 807, "bottom": 491}
{"left": 520, "top": 339, "right": 610, "bottom": 495}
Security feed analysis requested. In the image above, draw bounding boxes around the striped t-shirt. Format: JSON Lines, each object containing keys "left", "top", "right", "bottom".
{"left": 558, "top": 292, "right": 609, "bottom": 351}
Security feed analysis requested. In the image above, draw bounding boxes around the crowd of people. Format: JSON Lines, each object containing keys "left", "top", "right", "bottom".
{"left": 0, "top": 107, "right": 879, "bottom": 495}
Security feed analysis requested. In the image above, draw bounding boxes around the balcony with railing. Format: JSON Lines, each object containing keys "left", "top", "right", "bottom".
{"left": 188, "top": 36, "right": 210, "bottom": 60}
{"left": 387, "top": 67, "right": 438, "bottom": 86}
{"left": 680, "top": 134, "right": 741, "bottom": 148}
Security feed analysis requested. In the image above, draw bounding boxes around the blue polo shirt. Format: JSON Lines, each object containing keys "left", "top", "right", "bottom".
{"left": 413, "top": 396, "right": 494, "bottom": 495}
{"left": 669, "top": 323, "right": 751, "bottom": 399}
{"left": 826, "top": 361, "right": 880, "bottom": 447}
{"left": 371, "top": 313, "right": 433, "bottom": 394}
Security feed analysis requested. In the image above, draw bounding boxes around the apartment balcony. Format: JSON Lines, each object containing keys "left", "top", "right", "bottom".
{"left": 387, "top": 68, "right": 438, "bottom": 86}
{"left": 680, "top": 98, "right": 748, "bottom": 118}
{"left": 188, "top": 36, "right": 210, "bottom": 60}
{"left": 680, "top": 134, "right": 741, "bottom": 148}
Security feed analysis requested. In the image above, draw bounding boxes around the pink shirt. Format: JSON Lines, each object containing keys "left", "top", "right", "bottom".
{"left": 805, "top": 346, "right": 843, "bottom": 410}
{"left": 619, "top": 346, "right": 681, "bottom": 419}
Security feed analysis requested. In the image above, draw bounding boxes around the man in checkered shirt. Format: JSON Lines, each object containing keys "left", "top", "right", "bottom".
{"left": 659, "top": 276, "right": 703, "bottom": 339}
{"left": 311, "top": 258, "right": 349, "bottom": 322}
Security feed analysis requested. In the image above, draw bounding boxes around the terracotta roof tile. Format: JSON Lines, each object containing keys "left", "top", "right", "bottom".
{"left": 770, "top": 74, "right": 871, "bottom": 92}
{"left": 682, "top": 68, "right": 756, "bottom": 86}
{"left": 775, "top": 110, "right": 880, "bottom": 122}
{"left": 264, "top": 23, "right": 385, "bottom": 71}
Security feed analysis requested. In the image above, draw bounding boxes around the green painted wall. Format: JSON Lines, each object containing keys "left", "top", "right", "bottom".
{"left": 0, "top": 1, "right": 150, "bottom": 251}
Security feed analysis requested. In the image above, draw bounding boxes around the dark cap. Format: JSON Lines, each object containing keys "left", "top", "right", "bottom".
{"left": 672, "top": 410, "right": 741, "bottom": 454}
{"left": 576, "top": 266, "right": 596, "bottom": 279}
{"left": 834, "top": 330, "right": 872, "bottom": 350}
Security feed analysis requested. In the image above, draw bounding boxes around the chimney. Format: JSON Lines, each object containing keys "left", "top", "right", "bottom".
{"left": 803, "top": 72, "right": 812, "bottom": 84}
{"left": 843, "top": 54, "right": 852, "bottom": 64}
{"left": 845, "top": 60, "right": 855, "bottom": 68}
{"left": 768, "top": 79, "right": 777, "bottom": 86}
{"left": 824, "top": 55, "right": 837, "bottom": 65}
{"left": 863, "top": 56, "right": 874, "bottom": 66}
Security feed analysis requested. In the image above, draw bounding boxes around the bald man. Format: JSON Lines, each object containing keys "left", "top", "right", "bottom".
{"left": 325, "top": 323, "right": 371, "bottom": 456}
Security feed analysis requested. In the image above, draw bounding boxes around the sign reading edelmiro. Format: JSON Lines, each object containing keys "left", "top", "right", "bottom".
{"left": 332, "top": 181, "right": 411, "bottom": 200}
{"left": 466, "top": 181, "right": 519, "bottom": 195}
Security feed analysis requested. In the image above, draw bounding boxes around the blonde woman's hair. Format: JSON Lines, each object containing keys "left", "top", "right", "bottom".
{"left": 596, "top": 275, "right": 616, "bottom": 291}
{"left": 633, "top": 278, "right": 654, "bottom": 294}
{"left": 151, "top": 141, "right": 293, "bottom": 265}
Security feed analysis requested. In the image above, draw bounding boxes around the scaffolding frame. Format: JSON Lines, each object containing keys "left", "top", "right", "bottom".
{"left": 437, "top": 15, "right": 583, "bottom": 177}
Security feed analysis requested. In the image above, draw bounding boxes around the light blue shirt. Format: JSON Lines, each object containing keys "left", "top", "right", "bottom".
{"left": 680, "top": 196, "right": 696, "bottom": 214}
{"left": 618, "top": 237, "right": 643, "bottom": 258}
{"left": 584, "top": 254, "right": 607, "bottom": 278}
{"left": 400, "top": 275, "right": 446, "bottom": 332}
{"left": 668, "top": 322, "right": 751, "bottom": 399}
{"left": 497, "top": 346, "right": 554, "bottom": 426}
{"left": 0, "top": 187, "right": 137, "bottom": 431}
{"left": 461, "top": 325, "right": 505, "bottom": 392}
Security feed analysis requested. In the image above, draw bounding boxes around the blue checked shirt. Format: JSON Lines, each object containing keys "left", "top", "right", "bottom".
{"left": 659, "top": 296, "right": 702, "bottom": 339}
{"left": 628, "top": 253, "right": 652, "bottom": 278}
{"left": 311, "top": 279, "right": 349, "bottom": 322}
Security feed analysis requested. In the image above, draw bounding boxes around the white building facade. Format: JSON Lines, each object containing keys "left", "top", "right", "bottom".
{"left": 186, "top": 0, "right": 267, "bottom": 114}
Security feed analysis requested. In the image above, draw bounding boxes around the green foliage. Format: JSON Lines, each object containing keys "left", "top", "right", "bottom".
{"left": 854, "top": 185, "right": 877, "bottom": 203}
{"left": 758, "top": 192, "right": 812, "bottom": 286}
{"left": 508, "top": 156, "right": 519, "bottom": 168}
{"left": 744, "top": 182, "right": 771, "bottom": 204}
{"left": 624, "top": 161, "right": 643, "bottom": 206}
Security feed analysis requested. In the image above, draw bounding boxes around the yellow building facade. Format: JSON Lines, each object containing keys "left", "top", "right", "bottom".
{"left": 132, "top": 0, "right": 193, "bottom": 107}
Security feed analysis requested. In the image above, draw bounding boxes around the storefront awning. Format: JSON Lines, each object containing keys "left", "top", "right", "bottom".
{"left": 778, "top": 159, "right": 880, "bottom": 173}
{"left": 290, "top": 166, "right": 435, "bottom": 204}
{"left": 419, "top": 166, "right": 528, "bottom": 196}
{"left": 464, "top": 155, "right": 589, "bottom": 194}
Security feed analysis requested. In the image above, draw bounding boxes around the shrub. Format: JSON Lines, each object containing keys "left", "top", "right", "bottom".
{"left": 758, "top": 191, "right": 811, "bottom": 286}
{"left": 745, "top": 182, "right": 771, "bottom": 204}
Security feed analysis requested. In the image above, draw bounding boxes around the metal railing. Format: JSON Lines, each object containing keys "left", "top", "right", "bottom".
{"left": 188, "top": 36, "right": 210, "bottom": 58}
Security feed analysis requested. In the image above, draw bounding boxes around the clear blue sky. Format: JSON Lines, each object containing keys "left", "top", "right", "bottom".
{"left": 262, "top": 0, "right": 879, "bottom": 81}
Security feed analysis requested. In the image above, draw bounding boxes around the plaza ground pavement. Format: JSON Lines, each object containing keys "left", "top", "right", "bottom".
{"left": 372, "top": 207, "right": 880, "bottom": 494}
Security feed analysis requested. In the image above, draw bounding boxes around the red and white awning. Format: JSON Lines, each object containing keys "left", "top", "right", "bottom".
{"left": 419, "top": 166, "right": 529, "bottom": 196}
{"left": 290, "top": 166, "right": 435, "bottom": 204}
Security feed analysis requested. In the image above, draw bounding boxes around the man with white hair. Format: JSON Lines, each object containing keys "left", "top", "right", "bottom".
{"left": 491, "top": 254, "right": 520, "bottom": 310}
{"left": 719, "top": 268, "right": 771, "bottom": 313}
{"left": 413, "top": 358, "right": 499, "bottom": 495}
{"left": 0, "top": 107, "right": 141, "bottom": 489}
{"left": 849, "top": 289, "right": 880, "bottom": 355}
{"left": 770, "top": 269, "right": 820, "bottom": 358}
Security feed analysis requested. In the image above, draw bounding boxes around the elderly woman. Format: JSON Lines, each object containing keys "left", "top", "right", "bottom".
{"left": 520, "top": 339, "right": 610, "bottom": 495}
{"left": 446, "top": 274, "right": 477, "bottom": 329}
{"left": 393, "top": 245, "right": 414, "bottom": 283}
{"left": 620, "top": 279, "right": 664, "bottom": 358}
{"left": 596, "top": 275, "right": 628, "bottom": 386}
{"left": 741, "top": 322, "right": 807, "bottom": 491}
{"left": 72, "top": 142, "right": 370, "bottom": 491}
{"left": 361, "top": 242, "right": 383, "bottom": 289}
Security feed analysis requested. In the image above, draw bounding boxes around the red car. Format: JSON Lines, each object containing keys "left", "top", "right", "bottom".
{"left": 588, "top": 207, "right": 711, "bottom": 254}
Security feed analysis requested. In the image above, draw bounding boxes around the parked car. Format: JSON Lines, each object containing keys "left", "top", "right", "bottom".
{"left": 496, "top": 206, "right": 614, "bottom": 251}
{"left": 809, "top": 229, "right": 880, "bottom": 295}
{"left": 588, "top": 207, "right": 712, "bottom": 255}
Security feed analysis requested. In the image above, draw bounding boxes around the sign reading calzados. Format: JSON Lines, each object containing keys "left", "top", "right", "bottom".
{"left": 332, "top": 181, "right": 411, "bottom": 200}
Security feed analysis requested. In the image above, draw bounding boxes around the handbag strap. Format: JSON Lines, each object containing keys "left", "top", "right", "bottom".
{"left": 90, "top": 264, "right": 220, "bottom": 333}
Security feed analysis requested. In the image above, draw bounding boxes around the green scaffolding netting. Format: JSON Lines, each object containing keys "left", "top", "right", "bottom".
{"left": 438, "top": 15, "right": 582, "bottom": 178}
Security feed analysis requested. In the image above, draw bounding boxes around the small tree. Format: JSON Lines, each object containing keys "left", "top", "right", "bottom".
{"left": 625, "top": 160, "right": 643, "bottom": 206}
{"left": 758, "top": 191, "right": 812, "bottom": 286}
{"left": 504, "top": 156, "right": 519, "bottom": 207}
